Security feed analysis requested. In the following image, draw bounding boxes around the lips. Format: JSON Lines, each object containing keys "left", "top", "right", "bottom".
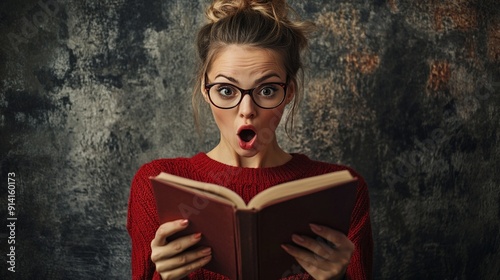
{"left": 237, "top": 125, "right": 257, "bottom": 149}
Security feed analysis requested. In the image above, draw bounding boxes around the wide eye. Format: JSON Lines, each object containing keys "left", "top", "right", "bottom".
{"left": 258, "top": 86, "right": 278, "bottom": 97}
{"left": 215, "top": 85, "right": 237, "bottom": 98}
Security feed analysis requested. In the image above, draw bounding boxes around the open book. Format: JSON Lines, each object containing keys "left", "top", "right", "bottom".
{"left": 151, "top": 170, "right": 358, "bottom": 280}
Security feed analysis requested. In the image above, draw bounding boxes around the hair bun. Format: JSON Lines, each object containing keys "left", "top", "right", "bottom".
{"left": 206, "top": 0, "right": 288, "bottom": 23}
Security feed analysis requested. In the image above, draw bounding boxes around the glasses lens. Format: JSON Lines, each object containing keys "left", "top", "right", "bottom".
{"left": 209, "top": 84, "right": 241, "bottom": 108}
{"left": 208, "top": 83, "right": 286, "bottom": 109}
{"left": 253, "top": 84, "right": 285, "bottom": 108}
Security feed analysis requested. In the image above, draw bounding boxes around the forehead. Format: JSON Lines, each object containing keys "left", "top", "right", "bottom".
{"left": 207, "top": 45, "right": 286, "bottom": 79}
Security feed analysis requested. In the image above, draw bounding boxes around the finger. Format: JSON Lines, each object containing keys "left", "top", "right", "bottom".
{"left": 281, "top": 243, "right": 309, "bottom": 259}
{"left": 294, "top": 256, "right": 344, "bottom": 279}
{"left": 163, "top": 232, "right": 203, "bottom": 258}
{"left": 152, "top": 232, "right": 202, "bottom": 262}
{"left": 160, "top": 253, "right": 212, "bottom": 280}
{"left": 281, "top": 243, "right": 326, "bottom": 265}
{"left": 291, "top": 233, "right": 335, "bottom": 261}
{"left": 309, "top": 224, "right": 354, "bottom": 251}
{"left": 151, "top": 219, "right": 189, "bottom": 247}
{"left": 286, "top": 232, "right": 351, "bottom": 271}
{"left": 156, "top": 246, "right": 212, "bottom": 272}
{"left": 282, "top": 244, "right": 343, "bottom": 278}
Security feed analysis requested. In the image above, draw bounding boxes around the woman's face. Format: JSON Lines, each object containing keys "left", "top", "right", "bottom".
{"left": 204, "top": 44, "right": 294, "bottom": 158}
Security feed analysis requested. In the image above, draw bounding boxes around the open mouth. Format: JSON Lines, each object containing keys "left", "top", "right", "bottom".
{"left": 238, "top": 129, "right": 256, "bottom": 142}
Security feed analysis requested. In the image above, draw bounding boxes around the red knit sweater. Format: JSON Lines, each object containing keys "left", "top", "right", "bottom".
{"left": 127, "top": 153, "right": 373, "bottom": 280}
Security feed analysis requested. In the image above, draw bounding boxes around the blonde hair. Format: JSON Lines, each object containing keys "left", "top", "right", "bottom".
{"left": 193, "top": 0, "right": 313, "bottom": 136}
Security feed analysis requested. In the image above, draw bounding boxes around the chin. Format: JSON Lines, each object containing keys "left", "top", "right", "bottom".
{"left": 236, "top": 148, "right": 259, "bottom": 158}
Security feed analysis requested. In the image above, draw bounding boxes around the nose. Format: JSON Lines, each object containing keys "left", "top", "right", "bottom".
{"left": 238, "top": 93, "right": 256, "bottom": 118}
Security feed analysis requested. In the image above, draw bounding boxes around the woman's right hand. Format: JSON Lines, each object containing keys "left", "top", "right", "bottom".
{"left": 151, "top": 219, "right": 212, "bottom": 280}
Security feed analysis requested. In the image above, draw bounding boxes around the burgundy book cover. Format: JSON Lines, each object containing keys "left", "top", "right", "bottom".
{"left": 251, "top": 179, "right": 358, "bottom": 279}
{"left": 151, "top": 177, "right": 358, "bottom": 280}
{"left": 151, "top": 179, "right": 240, "bottom": 279}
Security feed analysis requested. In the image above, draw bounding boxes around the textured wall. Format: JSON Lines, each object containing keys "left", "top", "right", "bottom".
{"left": 0, "top": 0, "right": 499, "bottom": 279}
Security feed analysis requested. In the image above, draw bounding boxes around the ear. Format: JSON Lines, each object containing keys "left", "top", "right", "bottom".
{"left": 201, "top": 81, "right": 210, "bottom": 103}
{"left": 285, "top": 80, "right": 296, "bottom": 105}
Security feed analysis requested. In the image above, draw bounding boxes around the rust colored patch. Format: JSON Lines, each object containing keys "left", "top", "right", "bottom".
{"left": 433, "top": 1, "right": 478, "bottom": 32}
{"left": 427, "top": 61, "right": 451, "bottom": 91}
{"left": 487, "top": 19, "right": 500, "bottom": 62}
{"left": 346, "top": 53, "right": 380, "bottom": 74}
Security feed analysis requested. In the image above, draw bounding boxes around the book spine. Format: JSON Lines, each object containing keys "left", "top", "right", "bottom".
{"left": 235, "top": 210, "right": 258, "bottom": 280}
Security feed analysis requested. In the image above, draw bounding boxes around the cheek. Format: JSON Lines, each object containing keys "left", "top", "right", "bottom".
{"left": 261, "top": 107, "right": 286, "bottom": 129}
{"left": 254, "top": 109, "right": 285, "bottom": 144}
{"left": 211, "top": 108, "right": 233, "bottom": 130}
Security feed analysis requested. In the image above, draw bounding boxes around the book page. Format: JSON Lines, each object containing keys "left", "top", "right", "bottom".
{"left": 154, "top": 172, "right": 247, "bottom": 208}
{"left": 247, "top": 170, "right": 354, "bottom": 210}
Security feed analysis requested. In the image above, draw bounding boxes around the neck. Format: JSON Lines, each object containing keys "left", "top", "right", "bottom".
{"left": 207, "top": 140, "right": 292, "bottom": 168}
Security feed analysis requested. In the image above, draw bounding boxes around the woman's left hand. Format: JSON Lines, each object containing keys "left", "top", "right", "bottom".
{"left": 281, "top": 223, "right": 354, "bottom": 280}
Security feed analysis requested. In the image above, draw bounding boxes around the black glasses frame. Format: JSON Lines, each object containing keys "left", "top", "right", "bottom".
{"left": 204, "top": 82, "right": 288, "bottom": 109}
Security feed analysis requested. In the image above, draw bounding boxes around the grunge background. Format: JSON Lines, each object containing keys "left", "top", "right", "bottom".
{"left": 0, "top": 0, "right": 499, "bottom": 279}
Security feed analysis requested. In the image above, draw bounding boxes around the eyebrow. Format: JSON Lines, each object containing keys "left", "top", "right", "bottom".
{"left": 213, "top": 73, "right": 283, "bottom": 85}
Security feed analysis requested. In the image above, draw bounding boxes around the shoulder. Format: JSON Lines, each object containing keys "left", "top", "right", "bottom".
{"left": 129, "top": 155, "right": 199, "bottom": 204}
{"left": 295, "top": 154, "right": 371, "bottom": 218}
{"left": 292, "top": 154, "right": 369, "bottom": 200}
{"left": 293, "top": 153, "right": 365, "bottom": 180}
{"left": 132, "top": 154, "right": 199, "bottom": 182}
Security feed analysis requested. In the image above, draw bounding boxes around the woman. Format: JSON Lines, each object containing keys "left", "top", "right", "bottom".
{"left": 127, "top": 0, "right": 373, "bottom": 279}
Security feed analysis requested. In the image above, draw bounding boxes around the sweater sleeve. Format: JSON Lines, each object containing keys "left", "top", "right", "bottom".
{"left": 127, "top": 162, "right": 164, "bottom": 280}
{"left": 345, "top": 173, "right": 373, "bottom": 280}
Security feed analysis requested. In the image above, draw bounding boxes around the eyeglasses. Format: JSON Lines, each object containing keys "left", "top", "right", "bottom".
{"left": 204, "top": 82, "right": 288, "bottom": 109}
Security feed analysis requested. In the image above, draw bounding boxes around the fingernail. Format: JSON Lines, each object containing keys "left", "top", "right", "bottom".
{"left": 179, "top": 219, "right": 189, "bottom": 226}
{"left": 202, "top": 255, "right": 212, "bottom": 262}
{"left": 310, "top": 223, "right": 322, "bottom": 232}
{"left": 193, "top": 233, "right": 202, "bottom": 240}
{"left": 201, "top": 247, "right": 211, "bottom": 255}
{"left": 292, "top": 234, "right": 305, "bottom": 243}
{"left": 281, "top": 244, "right": 290, "bottom": 252}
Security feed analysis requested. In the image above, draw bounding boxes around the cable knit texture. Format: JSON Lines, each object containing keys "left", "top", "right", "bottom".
{"left": 127, "top": 153, "right": 373, "bottom": 279}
